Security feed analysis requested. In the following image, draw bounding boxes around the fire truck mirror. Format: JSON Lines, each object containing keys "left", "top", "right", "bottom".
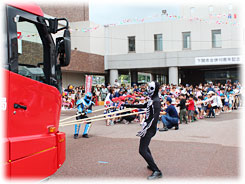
{"left": 45, "top": 18, "right": 69, "bottom": 34}
{"left": 57, "top": 29, "right": 71, "bottom": 67}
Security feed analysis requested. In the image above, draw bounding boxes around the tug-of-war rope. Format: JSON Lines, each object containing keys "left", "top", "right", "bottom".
{"left": 59, "top": 106, "right": 116, "bottom": 122}
{"left": 59, "top": 107, "right": 145, "bottom": 127}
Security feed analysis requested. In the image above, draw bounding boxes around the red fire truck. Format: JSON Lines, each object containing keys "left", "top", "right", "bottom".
{"left": 3, "top": 3, "right": 70, "bottom": 179}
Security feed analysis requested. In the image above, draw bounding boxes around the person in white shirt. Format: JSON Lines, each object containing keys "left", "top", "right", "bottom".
{"left": 216, "top": 93, "right": 223, "bottom": 115}
{"left": 101, "top": 85, "right": 108, "bottom": 101}
{"left": 203, "top": 91, "right": 217, "bottom": 118}
{"left": 195, "top": 87, "right": 202, "bottom": 97}
{"left": 104, "top": 88, "right": 114, "bottom": 106}
{"left": 114, "top": 79, "right": 120, "bottom": 87}
{"left": 104, "top": 88, "right": 115, "bottom": 126}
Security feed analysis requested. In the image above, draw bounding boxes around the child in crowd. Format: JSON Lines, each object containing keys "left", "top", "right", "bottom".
{"left": 197, "top": 96, "right": 204, "bottom": 119}
{"left": 228, "top": 93, "right": 233, "bottom": 112}
{"left": 216, "top": 92, "right": 222, "bottom": 116}
{"left": 186, "top": 95, "right": 195, "bottom": 123}
{"left": 193, "top": 97, "right": 198, "bottom": 121}
{"left": 104, "top": 101, "right": 114, "bottom": 126}
{"left": 62, "top": 95, "right": 70, "bottom": 109}
{"left": 176, "top": 94, "right": 188, "bottom": 124}
{"left": 224, "top": 94, "right": 229, "bottom": 112}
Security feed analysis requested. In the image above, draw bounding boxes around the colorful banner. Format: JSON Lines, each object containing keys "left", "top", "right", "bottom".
{"left": 85, "top": 75, "right": 93, "bottom": 94}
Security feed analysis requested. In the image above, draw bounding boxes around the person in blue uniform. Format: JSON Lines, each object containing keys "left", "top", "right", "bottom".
{"left": 74, "top": 92, "right": 94, "bottom": 139}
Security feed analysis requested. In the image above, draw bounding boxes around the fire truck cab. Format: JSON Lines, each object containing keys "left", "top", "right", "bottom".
{"left": 3, "top": 3, "right": 70, "bottom": 179}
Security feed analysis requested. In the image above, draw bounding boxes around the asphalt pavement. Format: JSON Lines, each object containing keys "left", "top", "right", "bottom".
{"left": 48, "top": 106, "right": 242, "bottom": 182}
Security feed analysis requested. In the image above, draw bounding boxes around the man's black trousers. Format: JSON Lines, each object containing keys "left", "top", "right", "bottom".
{"left": 139, "top": 130, "right": 160, "bottom": 172}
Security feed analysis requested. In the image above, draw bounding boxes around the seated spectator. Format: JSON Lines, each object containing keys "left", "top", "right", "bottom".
{"left": 121, "top": 97, "right": 137, "bottom": 124}
{"left": 159, "top": 97, "right": 179, "bottom": 131}
{"left": 62, "top": 95, "right": 71, "bottom": 109}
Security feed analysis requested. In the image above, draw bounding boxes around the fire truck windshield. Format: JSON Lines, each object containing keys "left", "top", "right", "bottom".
{"left": 17, "top": 20, "right": 46, "bottom": 83}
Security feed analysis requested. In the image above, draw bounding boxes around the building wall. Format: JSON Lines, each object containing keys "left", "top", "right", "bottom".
{"left": 70, "top": 21, "right": 91, "bottom": 53}
{"left": 39, "top": 3, "right": 89, "bottom": 22}
{"left": 62, "top": 50, "right": 105, "bottom": 74}
{"left": 18, "top": 40, "right": 43, "bottom": 65}
{"left": 62, "top": 72, "right": 85, "bottom": 88}
{"left": 105, "top": 19, "right": 241, "bottom": 56}
{"left": 106, "top": 4, "right": 241, "bottom": 74}
{"left": 107, "top": 48, "right": 240, "bottom": 70}
{"left": 90, "top": 22, "right": 105, "bottom": 55}
{"left": 180, "top": 3, "right": 239, "bottom": 19}
{"left": 70, "top": 21, "right": 105, "bottom": 55}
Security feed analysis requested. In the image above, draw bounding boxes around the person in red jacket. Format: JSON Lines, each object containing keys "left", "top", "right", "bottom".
{"left": 186, "top": 95, "right": 195, "bottom": 123}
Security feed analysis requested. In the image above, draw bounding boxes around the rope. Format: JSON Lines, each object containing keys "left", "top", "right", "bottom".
{"left": 60, "top": 108, "right": 136, "bottom": 125}
{"left": 59, "top": 111, "right": 146, "bottom": 127}
{"left": 59, "top": 106, "right": 116, "bottom": 122}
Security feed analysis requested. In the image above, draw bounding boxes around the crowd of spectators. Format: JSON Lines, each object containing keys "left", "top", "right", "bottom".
{"left": 62, "top": 80, "right": 242, "bottom": 128}
{"left": 62, "top": 85, "right": 85, "bottom": 109}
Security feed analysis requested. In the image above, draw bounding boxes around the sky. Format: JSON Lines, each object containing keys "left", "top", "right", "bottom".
{"left": 88, "top": 0, "right": 243, "bottom": 25}
{"left": 89, "top": 1, "right": 180, "bottom": 25}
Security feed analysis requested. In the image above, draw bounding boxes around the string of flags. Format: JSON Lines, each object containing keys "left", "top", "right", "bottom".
{"left": 69, "top": 12, "right": 240, "bottom": 33}
{"left": 18, "top": 12, "right": 240, "bottom": 38}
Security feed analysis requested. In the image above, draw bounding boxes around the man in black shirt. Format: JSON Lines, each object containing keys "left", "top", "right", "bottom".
{"left": 177, "top": 94, "right": 188, "bottom": 124}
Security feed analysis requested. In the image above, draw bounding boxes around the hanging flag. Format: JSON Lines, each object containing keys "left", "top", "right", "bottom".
{"left": 85, "top": 75, "right": 93, "bottom": 94}
{"left": 17, "top": 32, "right": 22, "bottom": 39}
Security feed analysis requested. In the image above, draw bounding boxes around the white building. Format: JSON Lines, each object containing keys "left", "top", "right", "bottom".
{"left": 103, "top": 4, "right": 242, "bottom": 85}
{"left": 44, "top": 3, "right": 242, "bottom": 86}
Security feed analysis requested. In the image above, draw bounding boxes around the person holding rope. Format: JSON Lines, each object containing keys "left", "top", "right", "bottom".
{"left": 159, "top": 97, "right": 179, "bottom": 131}
{"left": 74, "top": 92, "right": 94, "bottom": 139}
{"left": 121, "top": 97, "right": 137, "bottom": 124}
{"left": 124, "top": 81, "right": 162, "bottom": 180}
{"left": 104, "top": 88, "right": 115, "bottom": 126}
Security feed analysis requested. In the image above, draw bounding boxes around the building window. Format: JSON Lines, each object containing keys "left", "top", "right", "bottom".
{"left": 182, "top": 32, "right": 191, "bottom": 49}
{"left": 212, "top": 30, "right": 222, "bottom": 48}
{"left": 17, "top": 20, "right": 46, "bottom": 83}
{"left": 154, "top": 34, "right": 163, "bottom": 51}
{"left": 228, "top": 4, "right": 233, "bottom": 12}
{"left": 128, "top": 36, "right": 135, "bottom": 52}
{"left": 208, "top": 5, "right": 214, "bottom": 13}
{"left": 190, "top": 7, "right": 195, "bottom": 17}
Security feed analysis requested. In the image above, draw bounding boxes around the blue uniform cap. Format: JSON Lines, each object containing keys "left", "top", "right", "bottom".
{"left": 166, "top": 97, "right": 172, "bottom": 103}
